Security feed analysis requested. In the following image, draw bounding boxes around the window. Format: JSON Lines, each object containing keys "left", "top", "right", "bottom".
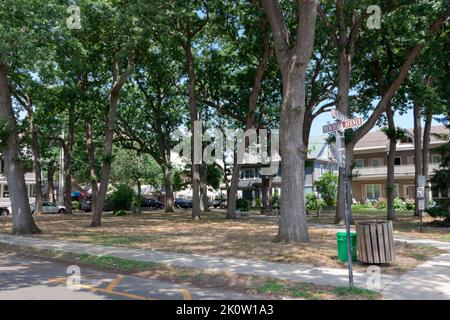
{"left": 366, "top": 184, "right": 381, "bottom": 199}
{"left": 240, "top": 168, "right": 255, "bottom": 179}
{"left": 431, "top": 154, "right": 442, "bottom": 164}
{"left": 29, "top": 184, "right": 36, "bottom": 197}
{"left": 354, "top": 159, "right": 364, "bottom": 168}
{"left": 369, "top": 158, "right": 383, "bottom": 167}
{"left": 2, "top": 184, "right": 9, "bottom": 198}
{"left": 393, "top": 184, "right": 399, "bottom": 197}
{"left": 394, "top": 157, "right": 401, "bottom": 166}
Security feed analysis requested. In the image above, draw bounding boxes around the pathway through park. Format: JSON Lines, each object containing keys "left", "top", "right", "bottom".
{"left": 1, "top": 231, "right": 449, "bottom": 300}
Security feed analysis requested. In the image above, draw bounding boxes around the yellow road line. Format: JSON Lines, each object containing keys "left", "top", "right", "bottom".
{"left": 105, "top": 275, "right": 124, "bottom": 292}
{"left": 181, "top": 288, "right": 192, "bottom": 300}
{"left": 47, "top": 277, "right": 153, "bottom": 300}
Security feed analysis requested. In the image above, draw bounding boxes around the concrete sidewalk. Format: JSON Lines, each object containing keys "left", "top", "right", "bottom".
{"left": 0, "top": 234, "right": 394, "bottom": 289}
{"left": 1, "top": 233, "right": 450, "bottom": 299}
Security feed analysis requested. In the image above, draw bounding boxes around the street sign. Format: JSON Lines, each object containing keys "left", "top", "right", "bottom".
{"left": 323, "top": 118, "right": 364, "bottom": 133}
{"left": 418, "top": 199, "right": 425, "bottom": 211}
{"left": 331, "top": 109, "right": 350, "bottom": 121}
{"left": 323, "top": 111, "right": 367, "bottom": 288}
{"left": 417, "top": 187, "right": 425, "bottom": 198}
{"left": 418, "top": 175, "right": 426, "bottom": 188}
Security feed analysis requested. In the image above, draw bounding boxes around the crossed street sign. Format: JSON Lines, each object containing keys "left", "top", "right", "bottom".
{"left": 323, "top": 117, "right": 364, "bottom": 134}
{"left": 322, "top": 109, "right": 365, "bottom": 288}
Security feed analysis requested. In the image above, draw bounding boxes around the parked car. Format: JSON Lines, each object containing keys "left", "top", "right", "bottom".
{"left": 30, "top": 202, "right": 65, "bottom": 214}
{"left": 212, "top": 199, "right": 222, "bottom": 208}
{"left": 175, "top": 198, "right": 192, "bottom": 209}
{"left": 0, "top": 207, "right": 10, "bottom": 216}
{"left": 141, "top": 198, "right": 164, "bottom": 210}
{"left": 80, "top": 199, "right": 113, "bottom": 213}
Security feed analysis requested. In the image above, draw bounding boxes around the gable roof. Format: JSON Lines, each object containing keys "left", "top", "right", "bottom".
{"left": 354, "top": 125, "right": 449, "bottom": 151}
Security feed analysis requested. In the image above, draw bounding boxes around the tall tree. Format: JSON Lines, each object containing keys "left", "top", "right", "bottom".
{"left": 262, "top": 0, "right": 319, "bottom": 242}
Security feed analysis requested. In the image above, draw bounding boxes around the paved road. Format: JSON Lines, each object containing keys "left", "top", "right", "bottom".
{"left": 0, "top": 252, "right": 262, "bottom": 300}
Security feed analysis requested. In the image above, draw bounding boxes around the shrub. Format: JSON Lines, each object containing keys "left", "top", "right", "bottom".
{"left": 236, "top": 198, "right": 250, "bottom": 211}
{"left": 109, "top": 184, "right": 134, "bottom": 212}
{"left": 306, "top": 193, "right": 324, "bottom": 210}
{"left": 405, "top": 199, "right": 415, "bottom": 211}
{"left": 72, "top": 201, "right": 79, "bottom": 210}
{"left": 426, "top": 206, "right": 450, "bottom": 223}
{"left": 393, "top": 197, "right": 406, "bottom": 210}
{"left": 314, "top": 172, "right": 338, "bottom": 206}
{"left": 254, "top": 197, "right": 261, "bottom": 209}
{"left": 272, "top": 194, "right": 280, "bottom": 210}
{"left": 374, "top": 198, "right": 387, "bottom": 210}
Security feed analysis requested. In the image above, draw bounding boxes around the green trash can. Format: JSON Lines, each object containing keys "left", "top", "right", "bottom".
{"left": 336, "top": 232, "right": 357, "bottom": 262}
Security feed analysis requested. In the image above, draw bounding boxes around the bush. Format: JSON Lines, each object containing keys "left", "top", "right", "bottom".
{"left": 272, "top": 194, "right": 280, "bottom": 210}
{"left": 236, "top": 198, "right": 250, "bottom": 211}
{"left": 254, "top": 197, "right": 261, "bottom": 209}
{"left": 109, "top": 184, "right": 134, "bottom": 212}
{"left": 405, "top": 199, "right": 415, "bottom": 211}
{"left": 306, "top": 193, "right": 324, "bottom": 210}
{"left": 426, "top": 206, "right": 450, "bottom": 222}
{"left": 314, "top": 172, "right": 338, "bottom": 206}
{"left": 374, "top": 198, "right": 387, "bottom": 210}
{"left": 393, "top": 197, "right": 406, "bottom": 210}
{"left": 71, "top": 201, "right": 79, "bottom": 210}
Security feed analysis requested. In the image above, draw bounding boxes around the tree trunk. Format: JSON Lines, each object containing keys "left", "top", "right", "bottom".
{"left": 183, "top": 37, "right": 201, "bottom": 220}
{"left": 226, "top": 163, "right": 241, "bottom": 219}
{"left": 0, "top": 62, "right": 40, "bottom": 234}
{"left": 261, "top": 175, "right": 269, "bottom": 214}
{"left": 335, "top": 45, "right": 353, "bottom": 225}
{"left": 64, "top": 106, "right": 75, "bottom": 214}
{"left": 413, "top": 99, "right": 423, "bottom": 216}
{"left": 386, "top": 103, "right": 397, "bottom": 221}
{"left": 47, "top": 160, "right": 56, "bottom": 203}
{"left": 422, "top": 108, "right": 432, "bottom": 209}
{"left": 136, "top": 179, "right": 142, "bottom": 214}
{"left": 267, "top": 175, "right": 273, "bottom": 214}
{"left": 162, "top": 163, "right": 175, "bottom": 212}
{"left": 25, "top": 97, "right": 44, "bottom": 215}
{"left": 85, "top": 121, "right": 100, "bottom": 224}
{"left": 336, "top": 146, "right": 354, "bottom": 225}
{"left": 200, "top": 164, "right": 209, "bottom": 212}
{"left": 226, "top": 25, "right": 270, "bottom": 219}
{"left": 91, "top": 53, "right": 133, "bottom": 226}
{"left": 262, "top": 0, "right": 318, "bottom": 242}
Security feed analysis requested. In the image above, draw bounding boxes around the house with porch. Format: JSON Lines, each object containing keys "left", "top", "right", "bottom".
{"left": 234, "top": 135, "right": 339, "bottom": 203}
{"left": 351, "top": 125, "right": 448, "bottom": 203}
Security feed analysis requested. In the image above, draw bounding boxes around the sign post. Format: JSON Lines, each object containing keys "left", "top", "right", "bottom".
{"left": 418, "top": 175, "right": 426, "bottom": 233}
{"left": 324, "top": 111, "right": 364, "bottom": 288}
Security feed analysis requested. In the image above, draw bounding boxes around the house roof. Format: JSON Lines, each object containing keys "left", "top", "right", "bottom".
{"left": 354, "top": 125, "right": 449, "bottom": 151}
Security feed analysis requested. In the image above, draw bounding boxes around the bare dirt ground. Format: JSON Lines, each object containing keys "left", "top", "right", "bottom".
{"left": 0, "top": 209, "right": 445, "bottom": 275}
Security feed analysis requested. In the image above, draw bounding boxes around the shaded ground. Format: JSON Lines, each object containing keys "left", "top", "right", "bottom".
{"left": 0, "top": 209, "right": 445, "bottom": 274}
{"left": 0, "top": 245, "right": 379, "bottom": 300}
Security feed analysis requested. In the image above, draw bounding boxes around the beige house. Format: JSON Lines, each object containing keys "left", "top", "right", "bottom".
{"left": 0, "top": 160, "right": 37, "bottom": 210}
{"left": 351, "top": 126, "right": 448, "bottom": 203}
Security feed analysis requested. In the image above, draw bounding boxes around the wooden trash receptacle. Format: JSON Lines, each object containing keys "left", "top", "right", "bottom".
{"left": 356, "top": 220, "right": 396, "bottom": 264}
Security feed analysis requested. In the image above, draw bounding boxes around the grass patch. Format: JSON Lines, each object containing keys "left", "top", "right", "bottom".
{"left": 257, "top": 280, "right": 317, "bottom": 299}
{"left": 332, "top": 286, "right": 379, "bottom": 299}
{"left": 257, "top": 280, "right": 380, "bottom": 300}
{"left": 89, "top": 235, "right": 157, "bottom": 246}
{"left": 74, "top": 253, "right": 157, "bottom": 271}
